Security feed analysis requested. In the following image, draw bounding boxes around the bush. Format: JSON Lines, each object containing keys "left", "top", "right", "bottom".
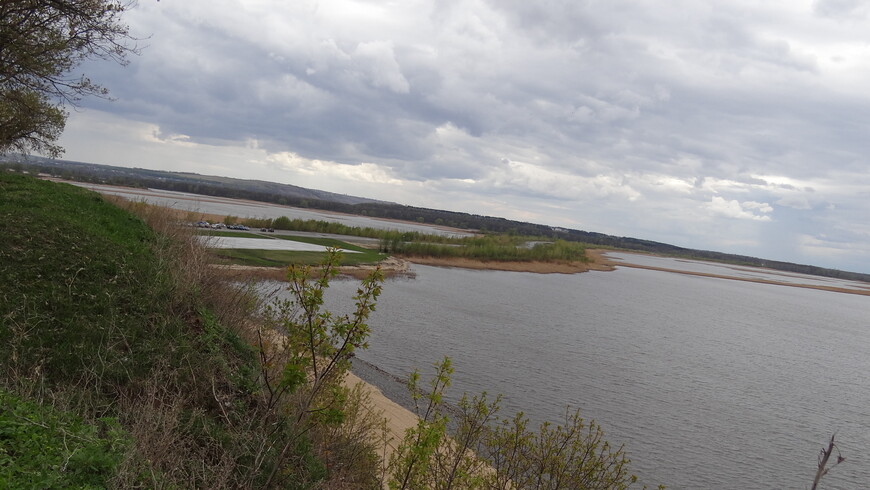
{"left": 387, "top": 358, "right": 652, "bottom": 490}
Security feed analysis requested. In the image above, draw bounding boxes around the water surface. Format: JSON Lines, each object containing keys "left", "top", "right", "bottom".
{"left": 314, "top": 264, "right": 870, "bottom": 489}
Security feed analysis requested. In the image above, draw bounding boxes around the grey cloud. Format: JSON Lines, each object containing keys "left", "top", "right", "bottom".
{"left": 813, "top": 0, "right": 870, "bottom": 19}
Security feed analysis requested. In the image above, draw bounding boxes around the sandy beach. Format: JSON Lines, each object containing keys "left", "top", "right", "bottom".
{"left": 343, "top": 372, "right": 418, "bottom": 461}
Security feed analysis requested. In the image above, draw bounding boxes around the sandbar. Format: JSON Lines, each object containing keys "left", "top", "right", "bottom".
{"left": 403, "top": 248, "right": 615, "bottom": 274}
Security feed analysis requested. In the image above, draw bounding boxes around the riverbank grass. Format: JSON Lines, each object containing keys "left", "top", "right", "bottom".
{"left": 0, "top": 174, "right": 384, "bottom": 487}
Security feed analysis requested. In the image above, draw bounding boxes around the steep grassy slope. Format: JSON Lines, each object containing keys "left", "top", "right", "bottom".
{"left": 0, "top": 173, "right": 380, "bottom": 488}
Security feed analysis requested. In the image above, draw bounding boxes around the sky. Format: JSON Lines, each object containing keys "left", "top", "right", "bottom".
{"left": 57, "top": 0, "right": 870, "bottom": 273}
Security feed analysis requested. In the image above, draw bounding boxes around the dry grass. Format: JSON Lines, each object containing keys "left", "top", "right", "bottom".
{"left": 105, "top": 195, "right": 387, "bottom": 488}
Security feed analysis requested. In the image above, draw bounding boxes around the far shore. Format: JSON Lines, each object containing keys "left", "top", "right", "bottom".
{"left": 607, "top": 253, "right": 870, "bottom": 296}
{"left": 54, "top": 179, "right": 474, "bottom": 236}
{"left": 214, "top": 246, "right": 870, "bottom": 296}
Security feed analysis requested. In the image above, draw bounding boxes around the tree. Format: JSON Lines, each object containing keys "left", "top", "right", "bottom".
{"left": 388, "top": 357, "right": 654, "bottom": 490}
{"left": 0, "top": 0, "right": 138, "bottom": 157}
{"left": 257, "top": 249, "right": 384, "bottom": 486}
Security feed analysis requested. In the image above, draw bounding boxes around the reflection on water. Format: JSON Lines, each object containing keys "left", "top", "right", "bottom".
{"left": 308, "top": 264, "right": 870, "bottom": 489}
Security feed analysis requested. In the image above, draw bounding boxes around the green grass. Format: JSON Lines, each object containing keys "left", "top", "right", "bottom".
{"left": 207, "top": 231, "right": 387, "bottom": 267}
{"left": 213, "top": 248, "right": 386, "bottom": 267}
{"left": 0, "top": 174, "right": 169, "bottom": 387}
{"left": 0, "top": 389, "right": 129, "bottom": 488}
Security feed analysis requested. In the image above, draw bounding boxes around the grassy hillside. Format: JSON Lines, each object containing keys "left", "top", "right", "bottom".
{"left": 0, "top": 174, "right": 381, "bottom": 488}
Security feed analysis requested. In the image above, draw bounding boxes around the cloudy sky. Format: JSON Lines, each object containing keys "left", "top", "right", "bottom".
{"left": 59, "top": 0, "right": 870, "bottom": 273}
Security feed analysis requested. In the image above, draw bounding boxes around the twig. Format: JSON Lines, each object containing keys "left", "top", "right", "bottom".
{"left": 812, "top": 434, "right": 845, "bottom": 490}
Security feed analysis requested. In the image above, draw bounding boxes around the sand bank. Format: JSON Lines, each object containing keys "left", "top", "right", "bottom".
{"left": 405, "top": 249, "right": 870, "bottom": 295}
{"left": 403, "top": 248, "right": 615, "bottom": 274}
{"left": 343, "top": 372, "right": 417, "bottom": 462}
{"left": 608, "top": 254, "right": 870, "bottom": 296}
{"left": 211, "top": 256, "right": 413, "bottom": 281}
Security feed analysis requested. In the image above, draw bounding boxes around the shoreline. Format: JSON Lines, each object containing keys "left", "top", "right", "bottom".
{"left": 615, "top": 263, "right": 870, "bottom": 296}
{"left": 67, "top": 182, "right": 870, "bottom": 294}
{"left": 343, "top": 371, "right": 418, "bottom": 463}
{"left": 218, "top": 248, "right": 870, "bottom": 296}
{"left": 607, "top": 251, "right": 870, "bottom": 297}
{"left": 401, "top": 248, "right": 616, "bottom": 274}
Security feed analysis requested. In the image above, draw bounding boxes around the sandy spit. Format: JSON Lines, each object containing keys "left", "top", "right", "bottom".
{"left": 403, "top": 248, "right": 616, "bottom": 274}
{"left": 610, "top": 257, "right": 870, "bottom": 296}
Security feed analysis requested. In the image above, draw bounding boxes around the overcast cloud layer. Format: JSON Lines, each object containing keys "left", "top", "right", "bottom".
{"left": 58, "top": 0, "right": 870, "bottom": 273}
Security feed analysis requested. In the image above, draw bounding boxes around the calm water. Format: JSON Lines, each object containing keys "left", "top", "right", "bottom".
{"left": 312, "top": 264, "right": 870, "bottom": 489}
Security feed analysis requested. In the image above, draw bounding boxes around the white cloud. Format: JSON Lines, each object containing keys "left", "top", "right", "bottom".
{"left": 352, "top": 41, "right": 411, "bottom": 93}
{"left": 797, "top": 233, "right": 870, "bottom": 261}
{"left": 266, "top": 152, "right": 403, "bottom": 185}
{"left": 707, "top": 196, "right": 773, "bottom": 221}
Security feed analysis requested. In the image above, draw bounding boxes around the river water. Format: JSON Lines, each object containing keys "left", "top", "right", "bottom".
{"left": 309, "top": 262, "right": 870, "bottom": 489}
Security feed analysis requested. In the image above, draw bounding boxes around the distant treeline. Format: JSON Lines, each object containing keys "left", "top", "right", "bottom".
{"left": 248, "top": 216, "right": 585, "bottom": 262}
{"left": 389, "top": 236, "right": 588, "bottom": 262}
{"left": 4, "top": 158, "right": 869, "bottom": 283}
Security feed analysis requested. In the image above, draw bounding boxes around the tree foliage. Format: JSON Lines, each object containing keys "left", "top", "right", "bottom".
{"left": 0, "top": 0, "right": 137, "bottom": 157}
{"left": 388, "top": 357, "right": 654, "bottom": 490}
{"left": 258, "top": 249, "right": 385, "bottom": 486}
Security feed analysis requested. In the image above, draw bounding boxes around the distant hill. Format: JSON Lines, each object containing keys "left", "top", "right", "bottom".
{"left": 3, "top": 155, "right": 868, "bottom": 283}
{"left": 0, "top": 154, "right": 387, "bottom": 206}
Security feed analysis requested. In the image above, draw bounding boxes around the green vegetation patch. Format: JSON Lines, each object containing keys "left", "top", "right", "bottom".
{"left": 213, "top": 248, "right": 386, "bottom": 267}
{"left": 0, "top": 174, "right": 166, "bottom": 386}
{"left": 392, "top": 235, "right": 589, "bottom": 262}
{"left": 208, "top": 232, "right": 386, "bottom": 267}
{"left": 270, "top": 234, "right": 371, "bottom": 252}
{"left": 0, "top": 389, "right": 129, "bottom": 489}
{"left": 0, "top": 174, "right": 272, "bottom": 486}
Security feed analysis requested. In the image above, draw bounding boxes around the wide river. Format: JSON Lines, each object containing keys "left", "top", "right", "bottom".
{"left": 307, "top": 260, "right": 870, "bottom": 489}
